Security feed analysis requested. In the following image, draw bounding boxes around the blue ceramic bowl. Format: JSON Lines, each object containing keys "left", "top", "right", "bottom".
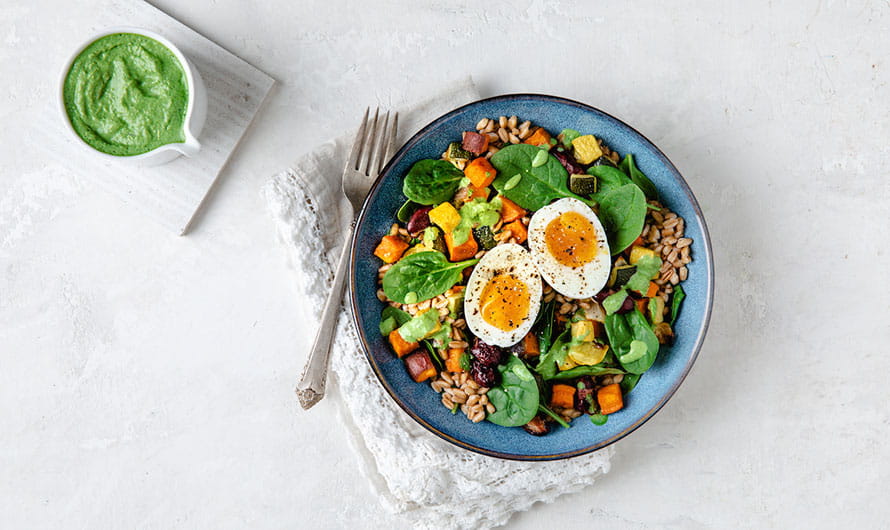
{"left": 349, "top": 94, "right": 713, "bottom": 460}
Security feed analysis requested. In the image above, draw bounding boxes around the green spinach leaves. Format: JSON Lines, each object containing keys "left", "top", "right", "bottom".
{"left": 379, "top": 306, "right": 411, "bottom": 336}
{"left": 671, "top": 285, "right": 686, "bottom": 325}
{"left": 402, "top": 159, "right": 465, "bottom": 205}
{"left": 486, "top": 355, "right": 540, "bottom": 427}
{"left": 546, "top": 365, "right": 625, "bottom": 380}
{"left": 586, "top": 156, "right": 656, "bottom": 255}
{"left": 596, "top": 183, "right": 647, "bottom": 255}
{"left": 605, "top": 309, "right": 659, "bottom": 374}
{"left": 490, "top": 144, "right": 592, "bottom": 211}
{"left": 619, "top": 154, "right": 659, "bottom": 201}
{"left": 382, "top": 252, "right": 478, "bottom": 304}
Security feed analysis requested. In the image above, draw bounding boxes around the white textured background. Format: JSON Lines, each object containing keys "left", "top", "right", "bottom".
{"left": 2, "top": 1, "right": 889, "bottom": 528}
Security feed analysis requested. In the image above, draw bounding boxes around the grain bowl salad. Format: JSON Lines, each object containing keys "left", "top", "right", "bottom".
{"left": 372, "top": 115, "right": 692, "bottom": 435}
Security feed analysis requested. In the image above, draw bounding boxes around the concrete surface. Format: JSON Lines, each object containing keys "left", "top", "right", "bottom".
{"left": 2, "top": 0, "right": 889, "bottom": 528}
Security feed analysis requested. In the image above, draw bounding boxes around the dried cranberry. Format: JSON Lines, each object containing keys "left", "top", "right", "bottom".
{"left": 471, "top": 338, "right": 503, "bottom": 366}
{"left": 406, "top": 206, "right": 432, "bottom": 234}
{"left": 576, "top": 386, "right": 596, "bottom": 413}
{"left": 471, "top": 363, "right": 497, "bottom": 388}
{"left": 552, "top": 150, "right": 586, "bottom": 175}
{"left": 573, "top": 376, "right": 597, "bottom": 412}
{"left": 594, "top": 288, "right": 615, "bottom": 303}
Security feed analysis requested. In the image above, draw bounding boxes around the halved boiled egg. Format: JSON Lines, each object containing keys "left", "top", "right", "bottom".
{"left": 527, "top": 198, "right": 611, "bottom": 299}
{"left": 464, "top": 243, "right": 542, "bottom": 347}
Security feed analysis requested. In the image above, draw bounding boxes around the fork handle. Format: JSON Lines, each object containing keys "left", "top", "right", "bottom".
{"left": 295, "top": 221, "right": 355, "bottom": 409}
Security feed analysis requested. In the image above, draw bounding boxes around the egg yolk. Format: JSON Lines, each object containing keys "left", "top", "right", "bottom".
{"left": 544, "top": 211, "right": 599, "bottom": 267}
{"left": 479, "top": 274, "right": 530, "bottom": 331}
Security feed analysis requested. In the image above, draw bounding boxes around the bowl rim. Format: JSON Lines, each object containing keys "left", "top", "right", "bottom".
{"left": 58, "top": 26, "right": 201, "bottom": 161}
{"left": 349, "top": 93, "right": 714, "bottom": 461}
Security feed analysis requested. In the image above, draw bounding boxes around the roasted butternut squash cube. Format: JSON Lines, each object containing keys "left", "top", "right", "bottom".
{"left": 523, "top": 127, "right": 552, "bottom": 148}
{"left": 550, "top": 384, "right": 576, "bottom": 409}
{"left": 464, "top": 157, "right": 497, "bottom": 188}
{"left": 629, "top": 245, "right": 657, "bottom": 265}
{"left": 445, "top": 348, "right": 466, "bottom": 373}
{"left": 373, "top": 235, "right": 409, "bottom": 264}
{"left": 597, "top": 383, "right": 624, "bottom": 414}
{"left": 503, "top": 220, "right": 527, "bottom": 244}
{"left": 444, "top": 231, "right": 478, "bottom": 262}
{"left": 498, "top": 196, "right": 526, "bottom": 223}
{"left": 428, "top": 202, "right": 461, "bottom": 233}
{"left": 571, "top": 134, "right": 603, "bottom": 164}
{"left": 388, "top": 329, "right": 419, "bottom": 358}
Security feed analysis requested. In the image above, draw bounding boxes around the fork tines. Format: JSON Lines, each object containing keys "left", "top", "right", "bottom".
{"left": 349, "top": 107, "right": 398, "bottom": 177}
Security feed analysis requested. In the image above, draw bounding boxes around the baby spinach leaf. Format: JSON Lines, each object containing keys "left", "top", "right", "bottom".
{"left": 620, "top": 373, "right": 642, "bottom": 394}
{"left": 422, "top": 340, "right": 445, "bottom": 370}
{"left": 534, "top": 328, "right": 571, "bottom": 380}
{"left": 597, "top": 183, "right": 647, "bottom": 255}
{"left": 604, "top": 312, "right": 632, "bottom": 353}
{"left": 589, "top": 413, "right": 609, "bottom": 425}
{"left": 490, "top": 144, "right": 592, "bottom": 211}
{"left": 538, "top": 403, "right": 570, "bottom": 429}
{"left": 671, "top": 285, "right": 686, "bottom": 325}
{"left": 486, "top": 355, "right": 541, "bottom": 427}
{"left": 382, "top": 252, "right": 478, "bottom": 304}
{"left": 546, "top": 365, "right": 626, "bottom": 380}
{"left": 459, "top": 352, "right": 472, "bottom": 372}
{"left": 379, "top": 316, "right": 399, "bottom": 337}
{"left": 620, "top": 154, "right": 659, "bottom": 201}
{"left": 587, "top": 165, "right": 633, "bottom": 201}
{"left": 402, "top": 159, "right": 465, "bottom": 205}
{"left": 397, "top": 309, "right": 440, "bottom": 342}
{"left": 397, "top": 200, "right": 420, "bottom": 223}
{"left": 620, "top": 310, "right": 660, "bottom": 374}
{"left": 534, "top": 299, "right": 556, "bottom": 356}
{"left": 379, "top": 306, "right": 411, "bottom": 336}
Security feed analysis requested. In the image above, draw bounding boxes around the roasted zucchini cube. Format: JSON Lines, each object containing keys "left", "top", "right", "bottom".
{"left": 472, "top": 225, "right": 498, "bottom": 250}
{"left": 446, "top": 141, "right": 472, "bottom": 162}
{"left": 609, "top": 264, "right": 637, "bottom": 287}
{"left": 569, "top": 173, "right": 597, "bottom": 195}
{"left": 589, "top": 155, "right": 618, "bottom": 168}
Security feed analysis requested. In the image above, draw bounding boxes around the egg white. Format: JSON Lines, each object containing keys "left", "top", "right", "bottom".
{"left": 527, "top": 198, "right": 611, "bottom": 299}
{"left": 464, "top": 243, "right": 542, "bottom": 347}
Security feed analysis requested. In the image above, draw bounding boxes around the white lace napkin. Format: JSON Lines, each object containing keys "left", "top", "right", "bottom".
{"left": 264, "top": 78, "right": 613, "bottom": 529}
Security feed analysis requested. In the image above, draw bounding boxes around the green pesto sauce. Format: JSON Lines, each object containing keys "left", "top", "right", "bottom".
{"left": 63, "top": 33, "right": 189, "bottom": 156}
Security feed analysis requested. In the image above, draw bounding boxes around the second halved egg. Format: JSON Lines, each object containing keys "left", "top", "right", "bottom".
{"left": 527, "top": 198, "right": 611, "bottom": 299}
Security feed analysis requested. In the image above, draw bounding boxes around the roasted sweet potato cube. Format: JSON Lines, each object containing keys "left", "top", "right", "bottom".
{"left": 404, "top": 350, "right": 437, "bottom": 383}
{"left": 388, "top": 329, "right": 419, "bottom": 358}
{"left": 461, "top": 131, "right": 489, "bottom": 155}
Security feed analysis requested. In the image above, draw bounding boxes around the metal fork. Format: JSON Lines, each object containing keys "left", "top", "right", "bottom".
{"left": 296, "top": 108, "right": 399, "bottom": 410}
